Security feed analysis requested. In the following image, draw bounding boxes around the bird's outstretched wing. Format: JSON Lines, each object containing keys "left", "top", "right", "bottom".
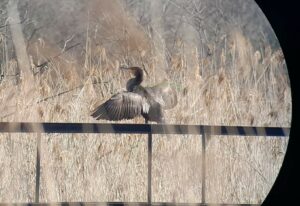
{"left": 146, "top": 81, "right": 177, "bottom": 110}
{"left": 91, "top": 92, "right": 149, "bottom": 121}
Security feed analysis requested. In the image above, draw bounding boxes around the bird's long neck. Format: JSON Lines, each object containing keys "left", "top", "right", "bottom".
{"left": 126, "top": 67, "right": 144, "bottom": 91}
{"left": 133, "top": 67, "right": 143, "bottom": 85}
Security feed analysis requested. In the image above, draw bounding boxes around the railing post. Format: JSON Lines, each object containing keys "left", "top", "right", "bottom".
{"left": 201, "top": 126, "right": 206, "bottom": 204}
{"left": 35, "top": 132, "right": 41, "bottom": 203}
{"left": 147, "top": 128, "right": 152, "bottom": 204}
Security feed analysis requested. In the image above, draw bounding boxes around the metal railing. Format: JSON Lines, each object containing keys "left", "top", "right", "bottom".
{"left": 0, "top": 122, "right": 290, "bottom": 206}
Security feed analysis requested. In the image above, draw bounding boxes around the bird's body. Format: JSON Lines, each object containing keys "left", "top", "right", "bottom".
{"left": 91, "top": 66, "right": 177, "bottom": 123}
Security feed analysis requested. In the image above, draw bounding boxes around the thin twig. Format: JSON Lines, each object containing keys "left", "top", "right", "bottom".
{"left": 32, "top": 42, "right": 81, "bottom": 75}
{"left": 36, "top": 79, "right": 109, "bottom": 104}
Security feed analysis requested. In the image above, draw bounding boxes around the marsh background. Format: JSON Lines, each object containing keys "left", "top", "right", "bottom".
{"left": 0, "top": 0, "right": 291, "bottom": 204}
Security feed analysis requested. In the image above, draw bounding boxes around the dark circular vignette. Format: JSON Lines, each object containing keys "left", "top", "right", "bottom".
{"left": 255, "top": 0, "right": 298, "bottom": 205}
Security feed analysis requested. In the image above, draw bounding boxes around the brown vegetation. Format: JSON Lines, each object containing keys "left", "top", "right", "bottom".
{"left": 0, "top": 0, "right": 291, "bottom": 204}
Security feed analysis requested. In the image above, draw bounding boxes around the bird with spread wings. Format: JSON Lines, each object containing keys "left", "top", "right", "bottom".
{"left": 91, "top": 66, "right": 177, "bottom": 123}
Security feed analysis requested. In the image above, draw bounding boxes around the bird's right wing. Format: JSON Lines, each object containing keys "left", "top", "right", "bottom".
{"left": 147, "top": 81, "right": 177, "bottom": 110}
{"left": 91, "top": 92, "right": 150, "bottom": 121}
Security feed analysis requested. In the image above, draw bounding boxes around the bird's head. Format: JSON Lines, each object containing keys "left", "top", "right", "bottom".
{"left": 120, "top": 66, "right": 144, "bottom": 78}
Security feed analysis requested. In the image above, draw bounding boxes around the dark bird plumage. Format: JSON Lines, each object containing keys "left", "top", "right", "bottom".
{"left": 91, "top": 66, "right": 177, "bottom": 123}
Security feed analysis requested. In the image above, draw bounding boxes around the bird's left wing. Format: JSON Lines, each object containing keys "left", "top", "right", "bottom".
{"left": 91, "top": 92, "right": 149, "bottom": 121}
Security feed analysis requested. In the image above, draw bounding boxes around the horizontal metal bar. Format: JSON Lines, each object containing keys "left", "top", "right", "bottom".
{"left": 0, "top": 202, "right": 261, "bottom": 206}
{"left": 0, "top": 122, "right": 289, "bottom": 137}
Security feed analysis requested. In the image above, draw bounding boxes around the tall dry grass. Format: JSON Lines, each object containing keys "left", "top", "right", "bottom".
{"left": 0, "top": 7, "right": 291, "bottom": 204}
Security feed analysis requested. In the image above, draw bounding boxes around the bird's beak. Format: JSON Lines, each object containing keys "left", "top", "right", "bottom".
{"left": 119, "top": 66, "right": 128, "bottom": 70}
{"left": 119, "top": 66, "right": 133, "bottom": 77}
{"left": 120, "top": 66, "right": 135, "bottom": 76}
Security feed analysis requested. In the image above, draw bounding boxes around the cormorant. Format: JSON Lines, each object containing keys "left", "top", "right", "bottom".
{"left": 91, "top": 66, "right": 177, "bottom": 123}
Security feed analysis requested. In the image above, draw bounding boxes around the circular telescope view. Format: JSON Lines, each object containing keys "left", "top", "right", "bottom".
{"left": 0, "top": 0, "right": 291, "bottom": 204}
